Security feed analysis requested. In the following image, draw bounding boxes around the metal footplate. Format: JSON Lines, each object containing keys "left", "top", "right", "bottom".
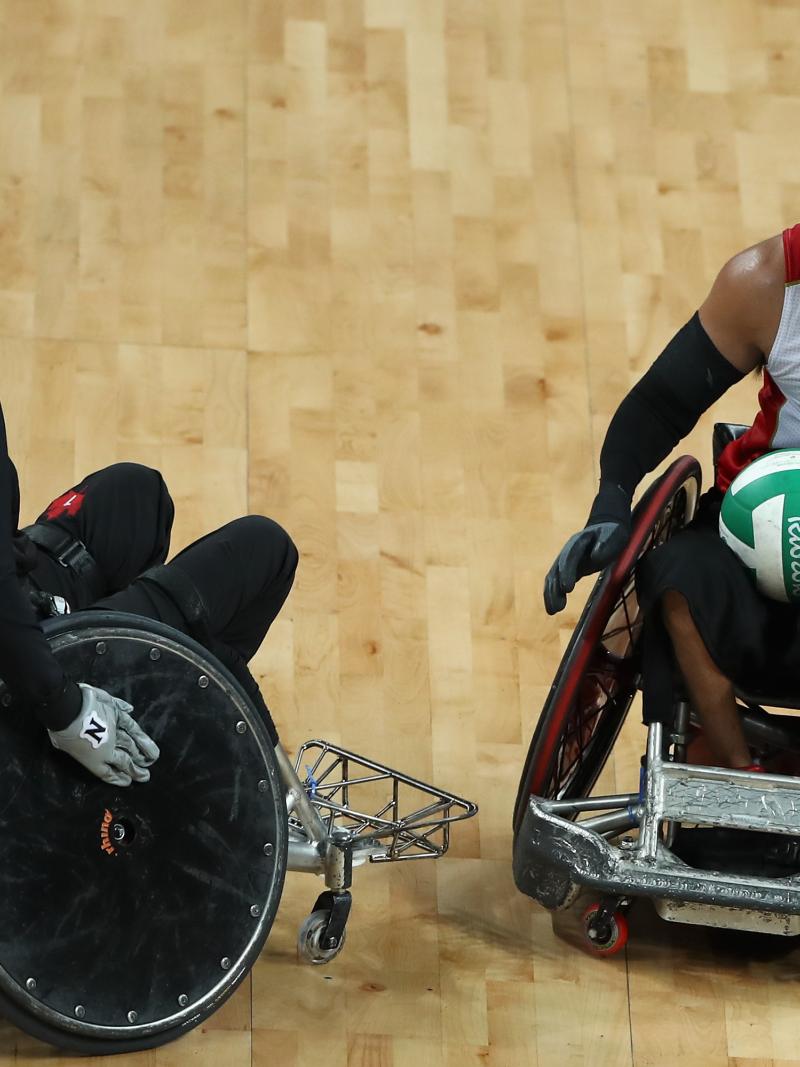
{"left": 514, "top": 722, "right": 800, "bottom": 925}
{"left": 645, "top": 764, "right": 800, "bottom": 835}
{"left": 291, "top": 739, "right": 478, "bottom": 863}
{"left": 639, "top": 736, "right": 800, "bottom": 856}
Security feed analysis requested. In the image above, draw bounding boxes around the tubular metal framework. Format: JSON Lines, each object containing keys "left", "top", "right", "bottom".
{"left": 515, "top": 721, "right": 800, "bottom": 929}
{"left": 284, "top": 739, "right": 478, "bottom": 868}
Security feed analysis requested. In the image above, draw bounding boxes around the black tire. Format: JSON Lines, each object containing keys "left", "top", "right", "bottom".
{"left": 0, "top": 611, "right": 288, "bottom": 1055}
{"left": 513, "top": 456, "right": 702, "bottom": 834}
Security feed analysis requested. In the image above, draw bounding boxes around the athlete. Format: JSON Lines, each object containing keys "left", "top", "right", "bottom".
{"left": 544, "top": 224, "right": 800, "bottom": 770}
{"left": 1, "top": 402, "right": 297, "bottom": 785}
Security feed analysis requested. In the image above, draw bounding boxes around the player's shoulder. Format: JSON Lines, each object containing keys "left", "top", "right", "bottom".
{"left": 717, "top": 232, "right": 785, "bottom": 294}
{"left": 700, "top": 232, "right": 786, "bottom": 370}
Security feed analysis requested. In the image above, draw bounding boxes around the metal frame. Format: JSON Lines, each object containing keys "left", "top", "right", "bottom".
{"left": 516, "top": 719, "right": 800, "bottom": 925}
{"left": 277, "top": 739, "right": 478, "bottom": 887}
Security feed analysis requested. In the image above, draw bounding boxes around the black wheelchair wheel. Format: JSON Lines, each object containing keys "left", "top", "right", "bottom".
{"left": 513, "top": 456, "right": 702, "bottom": 834}
{"left": 0, "top": 611, "right": 288, "bottom": 1055}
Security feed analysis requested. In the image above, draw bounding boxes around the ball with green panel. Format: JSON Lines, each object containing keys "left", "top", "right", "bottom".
{"left": 719, "top": 449, "right": 800, "bottom": 603}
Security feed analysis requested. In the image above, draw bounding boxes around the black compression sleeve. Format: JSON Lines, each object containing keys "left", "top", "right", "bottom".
{"left": 0, "top": 408, "right": 81, "bottom": 730}
{"left": 587, "top": 312, "right": 744, "bottom": 525}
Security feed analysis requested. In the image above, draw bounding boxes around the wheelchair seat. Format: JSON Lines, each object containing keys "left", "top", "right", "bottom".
{"left": 712, "top": 420, "right": 749, "bottom": 467}
{"left": 735, "top": 686, "right": 800, "bottom": 712}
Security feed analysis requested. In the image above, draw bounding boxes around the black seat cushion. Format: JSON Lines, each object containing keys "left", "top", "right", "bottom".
{"left": 735, "top": 687, "right": 800, "bottom": 712}
{"left": 712, "top": 421, "right": 750, "bottom": 468}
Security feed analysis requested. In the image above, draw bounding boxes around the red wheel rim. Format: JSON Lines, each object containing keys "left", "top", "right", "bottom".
{"left": 582, "top": 903, "right": 629, "bottom": 957}
{"left": 513, "top": 456, "right": 701, "bottom": 830}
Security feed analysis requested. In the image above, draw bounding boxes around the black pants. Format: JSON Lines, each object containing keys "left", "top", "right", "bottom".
{"left": 27, "top": 463, "right": 298, "bottom": 741}
{"left": 637, "top": 487, "right": 800, "bottom": 723}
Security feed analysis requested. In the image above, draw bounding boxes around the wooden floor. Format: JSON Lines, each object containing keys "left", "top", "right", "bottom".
{"left": 0, "top": 0, "right": 799, "bottom": 1064}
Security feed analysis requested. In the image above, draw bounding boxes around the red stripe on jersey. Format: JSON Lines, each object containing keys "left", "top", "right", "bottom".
{"left": 784, "top": 224, "right": 800, "bottom": 284}
{"left": 715, "top": 369, "right": 786, "bottom": 491}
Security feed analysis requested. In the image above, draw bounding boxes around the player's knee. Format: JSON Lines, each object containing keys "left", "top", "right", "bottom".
{"left": 106, "top": 461, "right": 166, "bottom": 492}
{"left": 113, "top": 463, "right": 174, "bottom": 562}
{"left": 659, "top": 589, "right": 694, "bottom": 649}
{"left": 232, "top": 515, "right": 299, "bottom": 578}
{"left": 106, "top": 462, "right": 172, "bottom": 514}
{"left": 661, "top": 588, "right": 690, "bottom": 628}
{"left": 637, "top": 535, "right": 708, "bottom": 619}
{"left": 660, "top": 588, "right": 721, "bottom": 677}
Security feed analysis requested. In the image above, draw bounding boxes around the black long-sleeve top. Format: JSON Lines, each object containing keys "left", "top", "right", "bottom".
{"left": 586, "top": 313, "right": 744, "bottom": 527}
{"left": 0, "top": 403, "right": 80, "bottom": 730}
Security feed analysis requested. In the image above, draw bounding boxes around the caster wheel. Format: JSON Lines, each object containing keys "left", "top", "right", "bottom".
{"left": 298, "top": 909, "right": 347, "bottom": 965}
{"left": 582, "top": 902, "right": 629, "bottom": 956}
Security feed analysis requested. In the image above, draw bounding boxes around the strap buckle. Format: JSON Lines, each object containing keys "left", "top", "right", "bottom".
{"left": 31, "top": 589, "right": 71, "bottom": 618}
{"left": 23, "top": 522, "right": 103, "bottom": 593}
{"left": 55, "top": 537, "right": 93, "bottom": 574}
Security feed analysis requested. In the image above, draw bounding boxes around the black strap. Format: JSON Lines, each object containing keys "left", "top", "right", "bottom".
{"left": 22, "top": 523, "right": 105, "bottom": 600}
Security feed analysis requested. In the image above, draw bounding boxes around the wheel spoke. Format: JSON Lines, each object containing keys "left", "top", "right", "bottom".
{"left": 553, "top": 697, "right": 607, "bottom": 796}
{"left": 600, "top": 622, "right": 635, "bottom": 644}
{"left": 525, "top": 471, "right": 699, "bottom": 809}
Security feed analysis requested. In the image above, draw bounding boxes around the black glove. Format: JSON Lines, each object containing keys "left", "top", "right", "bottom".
{"left": 543, "top": 483, "right": 631, "bottom": 615}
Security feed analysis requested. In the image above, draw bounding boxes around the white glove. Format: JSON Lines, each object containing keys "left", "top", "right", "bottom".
{"left": 48, "top": 683, "right": 160, "bottom": 787}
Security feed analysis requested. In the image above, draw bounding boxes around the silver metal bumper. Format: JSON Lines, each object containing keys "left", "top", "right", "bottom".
{"left": 515, "top": 798, "right": 800, "bottom": 913}
{"left": 513, "top": 722, "right": 800, "bottom": 918}
{"left": 654, "top": 897, "right": 800, "bottom": 935}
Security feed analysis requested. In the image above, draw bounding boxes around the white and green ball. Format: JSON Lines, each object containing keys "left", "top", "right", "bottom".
{"left": 720, "top": 449, "right": 800, "bottom": 603}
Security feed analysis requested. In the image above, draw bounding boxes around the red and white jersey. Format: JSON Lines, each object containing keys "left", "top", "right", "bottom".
{"left": 716, "top": 224, "right": 800, "bottom": 491}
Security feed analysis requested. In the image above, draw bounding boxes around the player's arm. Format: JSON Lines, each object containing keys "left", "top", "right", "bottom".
{"left": 0, "top": 405, "right": 159, "bottom": 784}
{"left": 544, "top": 237, "right": 782, "bottom": 614}
{"left": 0, "top": 445, "right": 83, "bottom": 730}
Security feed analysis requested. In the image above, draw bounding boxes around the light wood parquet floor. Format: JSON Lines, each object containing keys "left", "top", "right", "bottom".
{"left": 1, "top": 1, "right": 800, "bottom": 1065}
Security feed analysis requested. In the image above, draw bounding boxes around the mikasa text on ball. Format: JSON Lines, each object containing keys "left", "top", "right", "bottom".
{"left": 720, "top": 449, "right": 800, "bottom": 603}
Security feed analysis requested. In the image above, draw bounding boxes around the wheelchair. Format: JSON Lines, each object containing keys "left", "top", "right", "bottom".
{"left": 0, "top": 611, "right": 477, "bottom": 1055}
{"left": 514, "top": 423, "right": 800, "bottom": 956}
